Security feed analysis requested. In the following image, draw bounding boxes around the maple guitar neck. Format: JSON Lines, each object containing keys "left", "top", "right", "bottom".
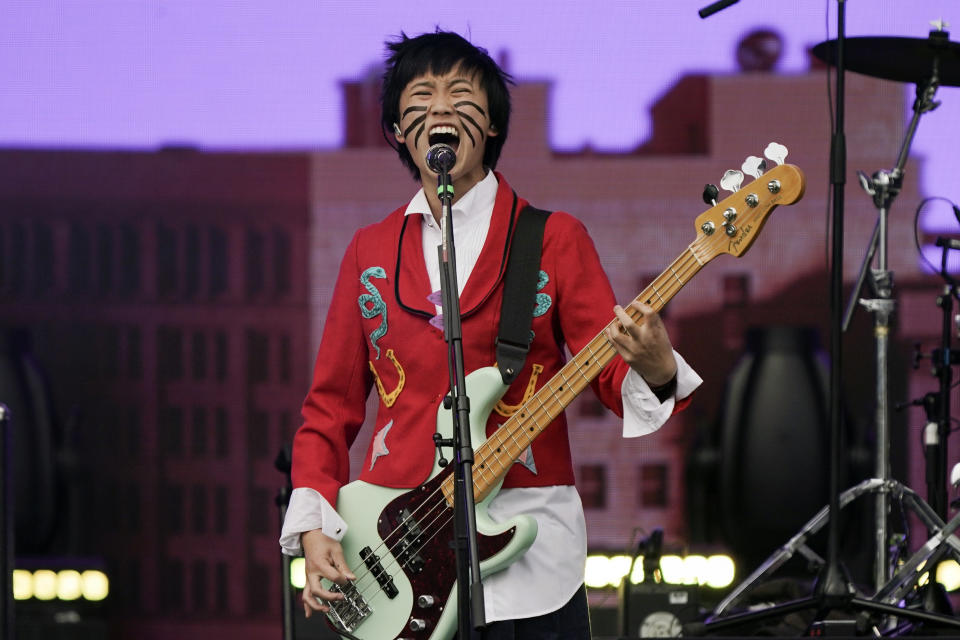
{"left": 437, "top": 159, "right": 806, "bottom": 506}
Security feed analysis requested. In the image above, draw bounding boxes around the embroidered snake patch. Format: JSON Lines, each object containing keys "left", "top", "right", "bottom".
{"left": 358, "top": 266, "right": 388, "bottom": 359}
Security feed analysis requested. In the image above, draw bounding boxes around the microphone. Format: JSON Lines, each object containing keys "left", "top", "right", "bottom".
{"left": 426, "top": 144, "right": 456, "bottom": 174}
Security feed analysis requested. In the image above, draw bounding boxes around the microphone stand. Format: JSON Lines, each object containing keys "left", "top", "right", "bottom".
{"left": 274, "top": 448, "right": 295, "bottom": 640}
{"left": 433, "top": 166, "right": 486, "bottom": 637}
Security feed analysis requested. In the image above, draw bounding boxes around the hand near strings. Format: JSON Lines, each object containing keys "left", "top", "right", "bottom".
{"left": 300, "top": 528, "right": 356, "bottom": 618}
{"left": 604, "top": 301, "right": 677, "bottom": 387}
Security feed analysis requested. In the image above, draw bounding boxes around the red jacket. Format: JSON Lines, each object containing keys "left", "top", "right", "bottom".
{"left": 292, "top": 174, "right": 639, "bottom": 506}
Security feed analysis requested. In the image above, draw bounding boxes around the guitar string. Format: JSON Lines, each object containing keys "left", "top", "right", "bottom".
{"left": 334, "top": 223, "right": 731, "bottom": 615}
{"left": 335, "top": 241, "right": 712, "bottom": 612}
{"left": 335, "top": 235, "right": 717, "bottom": 612}
{"left": 331, "top": 201, "right": 770, "bottom": 614}
{"left": 343, "top": 241, "right": 709, "bottom": 607}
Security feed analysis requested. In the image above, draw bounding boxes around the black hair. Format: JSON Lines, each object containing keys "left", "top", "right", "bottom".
{"left": 381, "top": 30, "right": 513, "bottom": 180}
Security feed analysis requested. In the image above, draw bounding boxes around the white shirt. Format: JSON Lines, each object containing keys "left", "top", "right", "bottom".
{"left": 280, "top": 170, "right": 702, "bottom": 621}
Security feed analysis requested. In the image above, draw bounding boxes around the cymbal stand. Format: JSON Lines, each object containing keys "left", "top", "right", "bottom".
{"left": 841, "top": 66, "right": 941, "bottom": 594}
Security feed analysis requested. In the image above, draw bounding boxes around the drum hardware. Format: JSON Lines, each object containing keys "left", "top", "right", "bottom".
{"left": 694, "top": 20, "right": 960, "bottom": 636}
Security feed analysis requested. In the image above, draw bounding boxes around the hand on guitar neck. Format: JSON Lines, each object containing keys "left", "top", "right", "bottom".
{"left": 301, "top": 529, "right": 356, "bottom": 619}
{"left": 605, "top": 301, "right": 677, "bottom": 388}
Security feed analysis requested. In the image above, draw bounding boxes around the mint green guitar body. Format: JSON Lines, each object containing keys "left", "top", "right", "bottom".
{"left": 323, "top": 366, "right": 538, "bottom": 640}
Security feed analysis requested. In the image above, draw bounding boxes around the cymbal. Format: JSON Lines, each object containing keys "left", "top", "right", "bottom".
{"left": 812, "top": 31, "right": 960, "bottom": 87}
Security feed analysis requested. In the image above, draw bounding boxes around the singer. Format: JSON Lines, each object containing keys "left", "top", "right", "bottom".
{"left": 280, "top": 31, "right": 701, "bottom": 639}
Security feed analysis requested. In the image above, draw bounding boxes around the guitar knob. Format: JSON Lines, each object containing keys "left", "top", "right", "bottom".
{"left": 417, "top": 595, "right": 436, "bottom": 608}
{"left": 409, "top": 618, "right": 428, "bottom": 632}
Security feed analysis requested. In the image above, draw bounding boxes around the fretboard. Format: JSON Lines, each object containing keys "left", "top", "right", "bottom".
{"left": 440, "top": 241, "right": 709, "bottom": 505}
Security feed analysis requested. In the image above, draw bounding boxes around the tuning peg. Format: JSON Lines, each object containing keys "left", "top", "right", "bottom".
{"left": 702, "top": 183, "right": 719, "bottom": 206}
{"left": 720, "top": 169, "right": 743, "bottom": 194}
{"left": 741, "top": 156, "right": 766, "bottom": 179}
{"left": 764, "top": 142, "right": 788, "bottom": 166}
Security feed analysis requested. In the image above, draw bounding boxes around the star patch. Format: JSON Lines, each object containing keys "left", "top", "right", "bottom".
{"left": 514, "top": 445, "right": 538, "bottom": 475}
{"left": 370, "top": 420, "right": 394, "bottom": 471}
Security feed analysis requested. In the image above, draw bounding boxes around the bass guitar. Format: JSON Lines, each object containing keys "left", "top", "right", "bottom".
{"left": 323, "top": 144, "right": 806, "bottom": 640}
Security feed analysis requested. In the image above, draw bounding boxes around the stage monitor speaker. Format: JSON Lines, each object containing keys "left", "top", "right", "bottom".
{"left": 617, "top": 582, "right": 699, "bottom": 638}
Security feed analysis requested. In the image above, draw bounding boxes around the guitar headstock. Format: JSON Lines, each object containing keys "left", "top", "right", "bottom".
{"left": 693, "top": 143, "right": 805, "bottom": 262}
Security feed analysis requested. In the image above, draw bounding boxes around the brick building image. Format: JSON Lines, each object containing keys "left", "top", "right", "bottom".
{"left": 2, "top": 60, "right": 955, "bottom": 638}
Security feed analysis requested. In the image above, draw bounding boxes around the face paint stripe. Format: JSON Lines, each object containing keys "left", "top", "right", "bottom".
{"left": 401, "top": 105, "right": 427, "bottom": 119}
{"left": 459, "top": 117, "right": 476, "bottom": 147}
{"left": 414, "top": 123, "right": 426, "bottom": 149}
{"left": 454, "top": 100, "right": 487, "bottom": 117}
{"left": 403, "top": 114, "right": 426, "bottom": 139}
{"left": 457, "top": 111, "right": 482, "bottom": 147}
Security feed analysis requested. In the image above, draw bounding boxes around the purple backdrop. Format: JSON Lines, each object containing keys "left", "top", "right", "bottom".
{"left": 2, "top": 1, "right": 959, "bottom": 206}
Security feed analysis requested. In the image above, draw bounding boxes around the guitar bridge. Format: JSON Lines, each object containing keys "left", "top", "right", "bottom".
{"left": 326, "top": 581, "right": 372, "bottom": 633}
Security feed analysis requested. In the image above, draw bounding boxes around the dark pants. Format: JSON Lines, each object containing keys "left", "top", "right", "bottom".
{"left": 463, "top": 584, "right": 591, "bottom": 640}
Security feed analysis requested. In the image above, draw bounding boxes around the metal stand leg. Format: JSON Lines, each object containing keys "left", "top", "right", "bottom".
{"left": 710, "top": 478, "right": 960, "bottom": 620}
{"left": 275, "top": 448, "right": 294, "bottom": 640}
{"left": 0, "top": 406, "right": 12, "bottom": 640}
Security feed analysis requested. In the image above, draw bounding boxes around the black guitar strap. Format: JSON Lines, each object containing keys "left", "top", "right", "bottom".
{"left": 497, "top": 204, "right": 552, "bottom": 385}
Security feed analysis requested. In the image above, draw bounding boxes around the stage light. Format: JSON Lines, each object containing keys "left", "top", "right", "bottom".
{"left": 586, "top": 554, "right": 635, "bottom": 588}
{"left": 81, "top": 570, "right": 109, "bottom": 601}
{"left": 936, "top": 560, "right": 960, "bottom": 592}
{"left": 285, "top": 553, "right": 735, "bottom": 591}
{"left": 290, "top": 557, "right": 306, "bottom": 589}
{"left": 585, "top": 553, "right": 735, "bottom": 589}
{"left": 660, "top": 555, "right": 687, "bottom": 584}
{"left": 33, "top": 570, "right": 57, "bottom": 601}
{"left": 705, "top": 554, "right": 736, "bottom": 588}
{"left": 56, "top": 570, "right": 83, "bottom": 600}
{"left": 13, "top": 570, "right": 32, "bottom": 600}
{"left": 11, "top": 567, "right": 110, "bottom": 601}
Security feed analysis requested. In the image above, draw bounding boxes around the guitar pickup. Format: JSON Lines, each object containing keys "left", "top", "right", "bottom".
{"left": 360, "top": 546, "right": 399, "bottom": 599}
{"left": 399, "top": 509, "right": 422, "bottom": 536}
{"left": 393, "top": 510, "right": 425, "bottom": 574}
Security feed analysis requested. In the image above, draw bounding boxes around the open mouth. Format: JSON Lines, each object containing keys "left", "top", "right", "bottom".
{"left": 428, "top": 125, "right": 460, "bottom": 153}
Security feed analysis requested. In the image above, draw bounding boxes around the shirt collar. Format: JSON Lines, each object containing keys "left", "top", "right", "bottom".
{"left": 403, "top": 170, "right": 498, "bottom": 225}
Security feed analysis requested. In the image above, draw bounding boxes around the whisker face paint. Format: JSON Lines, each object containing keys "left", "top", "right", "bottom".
{"left": 401, "top": 105, "right": 427, "bottom": 119}
{"left": 402, "top": 114, "right": 426, "bottom": 140}
{"left": 455, "top": 110, "right": 482, "bottom": 147}
{"left": 454, "top": 101, "right": 486, "bottom": 117}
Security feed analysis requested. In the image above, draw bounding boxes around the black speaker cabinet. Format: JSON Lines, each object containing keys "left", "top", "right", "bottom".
{"left": 617, "top": 582, "right": 699, "bottom": 638}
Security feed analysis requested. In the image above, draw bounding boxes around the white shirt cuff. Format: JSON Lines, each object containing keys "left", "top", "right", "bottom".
{"left": 621, "top": 350, "right": 702, "bottom": 438}
{"left": 278, "top": 487, "right": 349, "bottom": 556}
